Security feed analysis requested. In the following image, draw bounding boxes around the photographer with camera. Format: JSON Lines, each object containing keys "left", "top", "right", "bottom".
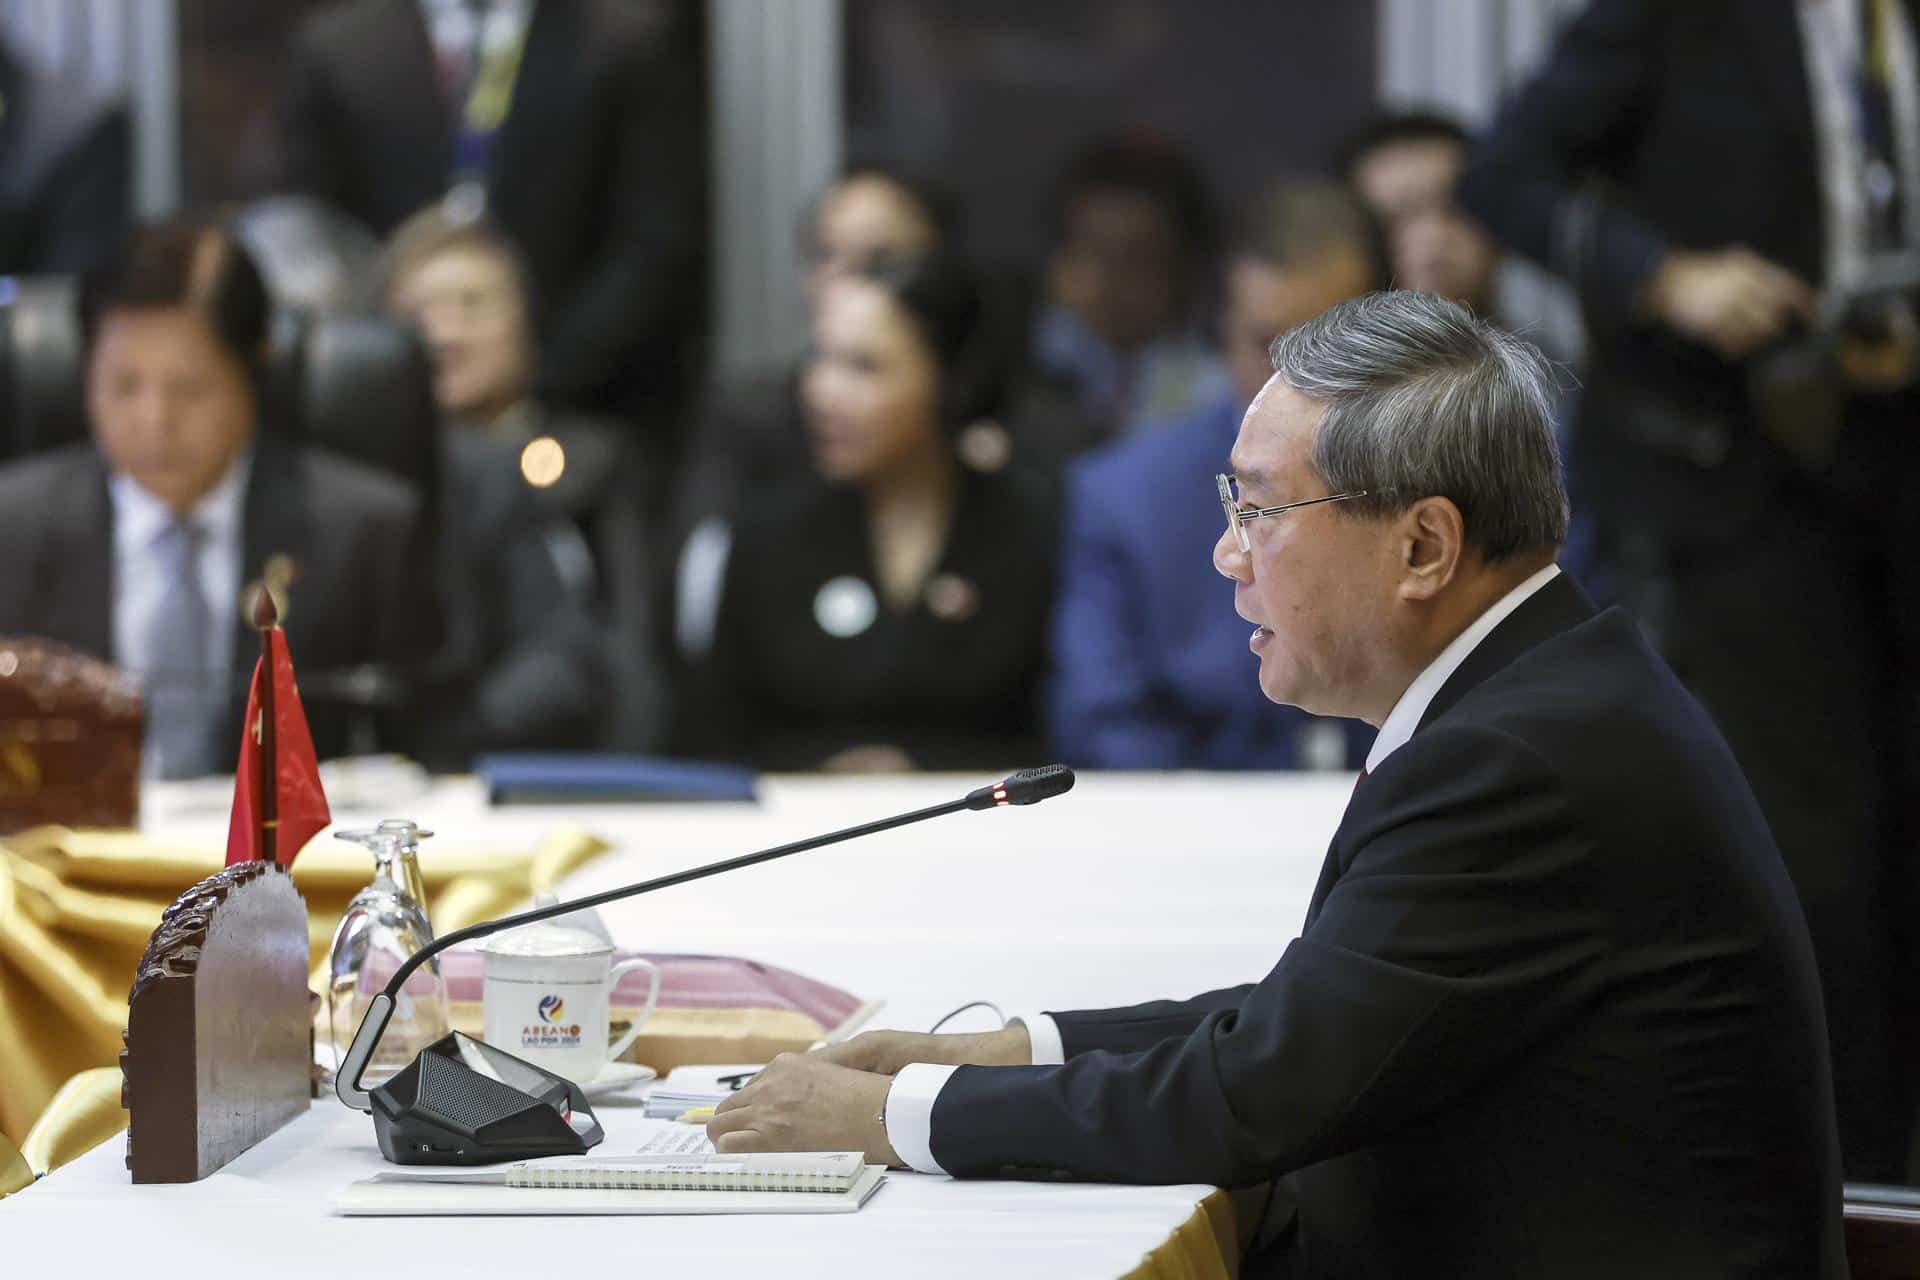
{"left": 1460, "top": 0, "right": 1920, "bottom": 1183}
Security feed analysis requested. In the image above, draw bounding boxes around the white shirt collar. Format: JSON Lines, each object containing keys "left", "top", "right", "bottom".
{"left": 109, "top": 449, "right": 253, "bottom": 554}
{"left": 1364, "top": 563, "right": 1563, "bottom": 774}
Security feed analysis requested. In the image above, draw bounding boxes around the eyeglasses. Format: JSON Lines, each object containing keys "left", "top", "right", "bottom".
{"left": 1216, "top": 473, "right": 1369, "bottom": 553}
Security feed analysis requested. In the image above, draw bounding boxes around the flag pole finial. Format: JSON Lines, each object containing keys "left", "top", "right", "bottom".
{"left": 247, "top": 583, "right": 279, "bottom": 632}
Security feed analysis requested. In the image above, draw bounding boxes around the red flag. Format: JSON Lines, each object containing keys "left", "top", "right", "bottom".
{"left": 226, "top": 627, "right": 330, "bottom": 866}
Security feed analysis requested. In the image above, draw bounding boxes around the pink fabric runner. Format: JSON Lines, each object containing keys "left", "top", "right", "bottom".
{"left": 440, "top": 949, "right": 862, "bottom": 1025}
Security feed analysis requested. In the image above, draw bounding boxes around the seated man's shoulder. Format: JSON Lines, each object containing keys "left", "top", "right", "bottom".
{"left": 296, "top": 0, "right": 390, "bottom": 52}
{"left": 296, "top": 447, "right": 420, "bottom": 525}
{"left": 1374, "top": 610, "right": 1768, "bottom": 877}
{"left": 0, "top": 442, "right": 94, "bottom": 502}
{"left": 1083, "top": 404, "right": 1229, "bottom": 480}
{"left": 1065, "top": 401, "right": 1236, "bottom": 536}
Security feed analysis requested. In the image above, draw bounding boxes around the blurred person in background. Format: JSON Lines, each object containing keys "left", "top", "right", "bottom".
{"left": 677, "top": 253, "right": 1054, "bottom": 772}
{"left": 1025, "top": 131, "right": 1224, "bottom": 445}
{"left": 384, "top": 207, "right": 650, "bottom": 756}
{"left": 669, "top": 165, "right": 961, "bottom": 665}
{"left": 0, "top": 36, "right": 129, "bottom": 275}
{"left": 1460, "top": 0, "right": 1920, "bottom": 1182}
{"left": 1048, "top": 179, "right": 1380, "bottom": 770}
{"left": 280, "top": 0, "right": 705, "bottom": 436}
{"left": 671, "top": 165, "right": 959, "bottom": 556}
{"left": 1338, "top": 112, "right": 1498, "bottom": 314}
{"left": 0, "top": 220, "right": 436, "bottom": 775}
{"left": 1339, "top": 110, "right": 1596, "bottom": 583}
{"left": 231, "top": 194, "right": 384, "bottom": 317}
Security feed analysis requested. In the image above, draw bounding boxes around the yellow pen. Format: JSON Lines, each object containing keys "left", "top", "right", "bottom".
{"left": 676, "top": 1106, "right": 716, "bottom": 1124}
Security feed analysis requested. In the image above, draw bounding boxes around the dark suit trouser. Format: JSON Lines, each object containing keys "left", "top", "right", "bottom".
{"left": 1603, "top": 401, "right": 1918, "bottom": 1182}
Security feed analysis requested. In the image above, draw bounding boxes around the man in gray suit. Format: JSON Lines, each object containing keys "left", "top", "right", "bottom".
{"left": 0, "top": 220, "right": 437, "bottom": 773}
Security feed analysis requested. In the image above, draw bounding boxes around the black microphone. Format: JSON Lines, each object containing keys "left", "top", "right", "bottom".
{"left": 333, "top": 765, "right": 1077, "bottom": 1164}
{"left": 964, "top": 764, "right": 1076, "bottom": 809}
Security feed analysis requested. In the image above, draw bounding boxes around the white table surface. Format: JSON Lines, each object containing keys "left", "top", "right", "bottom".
{"left": 4, "top": 769, "right": 1354, "bottom": 1277}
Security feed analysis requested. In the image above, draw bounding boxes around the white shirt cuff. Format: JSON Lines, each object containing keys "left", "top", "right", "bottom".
{"left": 885, "top": 1062, "right": 960, "bottom": 1175}
{"left": 1014, "top": 1013, "right": 1066, "bottom": 1065}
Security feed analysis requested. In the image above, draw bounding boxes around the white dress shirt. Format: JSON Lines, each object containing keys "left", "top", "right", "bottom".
{"left": 418, "top": 0, "right": 536, "bottom": 79}
{"left": 110, "top": 454, "right": 252, "bottom": 708}
{"left": 884, "top": 563, "right": 1564, "bottom": 1176}
{"left": 1797, "top": 0, "right": 1920, "bottom": 286}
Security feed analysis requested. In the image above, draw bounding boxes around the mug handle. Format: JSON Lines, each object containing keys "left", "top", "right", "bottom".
{"left": 606, "top": 957, "right": 662, "bottom": 1064}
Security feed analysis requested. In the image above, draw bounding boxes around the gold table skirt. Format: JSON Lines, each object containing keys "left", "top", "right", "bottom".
{"left": 0, "top": 822, "right": 609, "bottom": 1152}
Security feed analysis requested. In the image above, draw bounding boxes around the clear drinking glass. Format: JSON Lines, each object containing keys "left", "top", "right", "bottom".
{"left": 324, "top": 819, "right": 450, "bottom": 1083}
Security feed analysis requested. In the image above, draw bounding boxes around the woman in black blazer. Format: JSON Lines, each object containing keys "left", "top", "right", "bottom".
{"left": 681, "top": 253, "right": 1056, "bottom": 771}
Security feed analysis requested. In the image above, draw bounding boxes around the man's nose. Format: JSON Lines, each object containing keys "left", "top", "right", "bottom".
{"left": 1213, "top": 527, "right": 1251, "bottom": 583}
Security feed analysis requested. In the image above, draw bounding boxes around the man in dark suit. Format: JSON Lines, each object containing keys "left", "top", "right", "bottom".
{"left": 1457, "top": 0, "right": 1920, "bottom": 1181}
{"left": 0, "top": 221, "right": 436, "bottom": 773}
{"left": 280, "top": 0, "right": 705, "bottom": 425}
{"left": 703, "top": 293, "right": 1845, "bottom": 1277}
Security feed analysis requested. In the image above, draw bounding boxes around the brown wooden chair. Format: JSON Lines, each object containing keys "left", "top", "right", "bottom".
{"left": 1846, "top": 1183, "right": 1920, "bottom": 1280}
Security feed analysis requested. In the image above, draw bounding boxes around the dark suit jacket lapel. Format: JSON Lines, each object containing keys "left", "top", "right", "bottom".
{"left": 365, "top": 0, "right": 453, "bottom": 178}
{"left": 40, "top": 450, "right": 114, "bottom": 660}
{"left": 1742, "top": 0, "right": 1817, "bottom": 154}
{"left": 1415, "top": 572, "right": 1598, "bottom": 734}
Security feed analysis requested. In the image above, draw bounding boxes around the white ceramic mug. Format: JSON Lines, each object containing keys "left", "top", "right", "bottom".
{"left": 480, "top": 921, "right": 661, "bottom": 1084}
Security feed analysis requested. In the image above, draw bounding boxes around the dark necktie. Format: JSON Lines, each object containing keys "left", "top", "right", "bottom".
{"left": 144, "top": 520, "right": 218, "bottom": 779}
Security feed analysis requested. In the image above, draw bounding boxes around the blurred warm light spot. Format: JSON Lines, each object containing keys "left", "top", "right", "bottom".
{"left": 521, "top": 436, "right": 566, "bottom": 488}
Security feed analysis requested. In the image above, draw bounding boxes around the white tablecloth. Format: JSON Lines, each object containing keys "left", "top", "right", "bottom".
{"left": 5, "top": 769, "right": 1354, "bottom": 1277}
{"left": 11, "top": 1103, "right": 1226, "bottom": 1279}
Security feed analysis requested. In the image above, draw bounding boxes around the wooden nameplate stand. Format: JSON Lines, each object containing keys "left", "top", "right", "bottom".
{"left": 0, "top": 636, "right": 141, "bottom": 834}
{"left": 121, "top": 861, "right": 311, "bottom": 1182}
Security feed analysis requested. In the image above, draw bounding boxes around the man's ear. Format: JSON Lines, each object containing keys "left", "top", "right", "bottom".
{"left": 1397, "top": 496, "right": 1465, "bottom": 602}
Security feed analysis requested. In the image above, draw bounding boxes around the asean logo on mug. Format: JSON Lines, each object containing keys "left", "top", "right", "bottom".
{"left": 537, "top": 994, "right": 567, "bottom": 1024}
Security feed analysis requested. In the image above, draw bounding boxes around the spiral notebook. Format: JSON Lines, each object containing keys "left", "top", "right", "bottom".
{"left": 335, "top": 1153, "right": 885, "bottom": 1217}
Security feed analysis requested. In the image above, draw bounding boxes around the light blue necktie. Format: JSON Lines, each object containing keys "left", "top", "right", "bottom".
{"left": 144, "top": 520, "right": 219, "bottom": 779}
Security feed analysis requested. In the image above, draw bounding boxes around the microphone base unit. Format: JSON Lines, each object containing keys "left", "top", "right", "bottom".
{"left": 369, "top": 1031, "right": 605, "bottom": 1165}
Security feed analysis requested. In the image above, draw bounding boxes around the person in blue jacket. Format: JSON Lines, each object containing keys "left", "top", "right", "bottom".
{"left": 1046, "top": 178, "right": 1382, "bottom": 769}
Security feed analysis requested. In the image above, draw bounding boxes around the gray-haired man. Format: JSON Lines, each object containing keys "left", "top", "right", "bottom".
{"left": 712, "top": 293, "right": 1844, "bottom": 1278}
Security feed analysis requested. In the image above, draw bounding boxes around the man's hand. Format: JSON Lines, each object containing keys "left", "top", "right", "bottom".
{"left": 1644, "top": 246, "right": 1815, "bottom": 360}
{"left": 812, "top": 1025, "right": 1034, "bottom": 1076}
{"left": 706, "top": 1053, "right": 900, "bottom": 1166}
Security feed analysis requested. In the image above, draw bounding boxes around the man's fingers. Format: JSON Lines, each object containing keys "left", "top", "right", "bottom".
{"left": 712, "top": 1086, "right": 754, "bottom": 1116}
{"left": 1756, "top": 262, "right": 1816, "bottom": 318}
{"left": 706, "top": 1103, "right": 757, "bottom": 1140}
{"left": 714, "top": 1127, "right": 768, "bottom": 1154}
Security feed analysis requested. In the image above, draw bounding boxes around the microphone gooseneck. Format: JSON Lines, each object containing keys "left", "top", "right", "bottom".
{"left": 335, "top": 765, "right": 1077, "bottom": 1112}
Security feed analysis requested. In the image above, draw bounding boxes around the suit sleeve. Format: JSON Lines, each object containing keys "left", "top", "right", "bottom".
{"left": 535, "top": 28, "right": 704, "bottom": 413}
{"left": 1456, "top": 0, "right": 1672, "bottom": 337}
{"left": 1045, "top": 460, "right": 1187, "bottom": 768}
{"left": 928, "top": 723, "right": 1606, "bottom": 1186}
{"left": 669, "top": 521, "right": 757, "bottom": 764}
{"left": 277, "top": 25, "right": 351, "bottom": 209}
{"left": 1046, "top": 987, "right": 1258, "bottom": 1057}
{"left": 367, "top": 490, "right": 444, "bottom": 745}
{"left": 449, "top": 495, "right": 610, "bottom": 753}
{"left": 32, "top": 106, "right": 129, "bottom": 274}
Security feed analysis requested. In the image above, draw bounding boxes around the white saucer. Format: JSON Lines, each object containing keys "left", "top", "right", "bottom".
{"left": 580, "top": 1060, "right": 657, "bottom": 1101}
